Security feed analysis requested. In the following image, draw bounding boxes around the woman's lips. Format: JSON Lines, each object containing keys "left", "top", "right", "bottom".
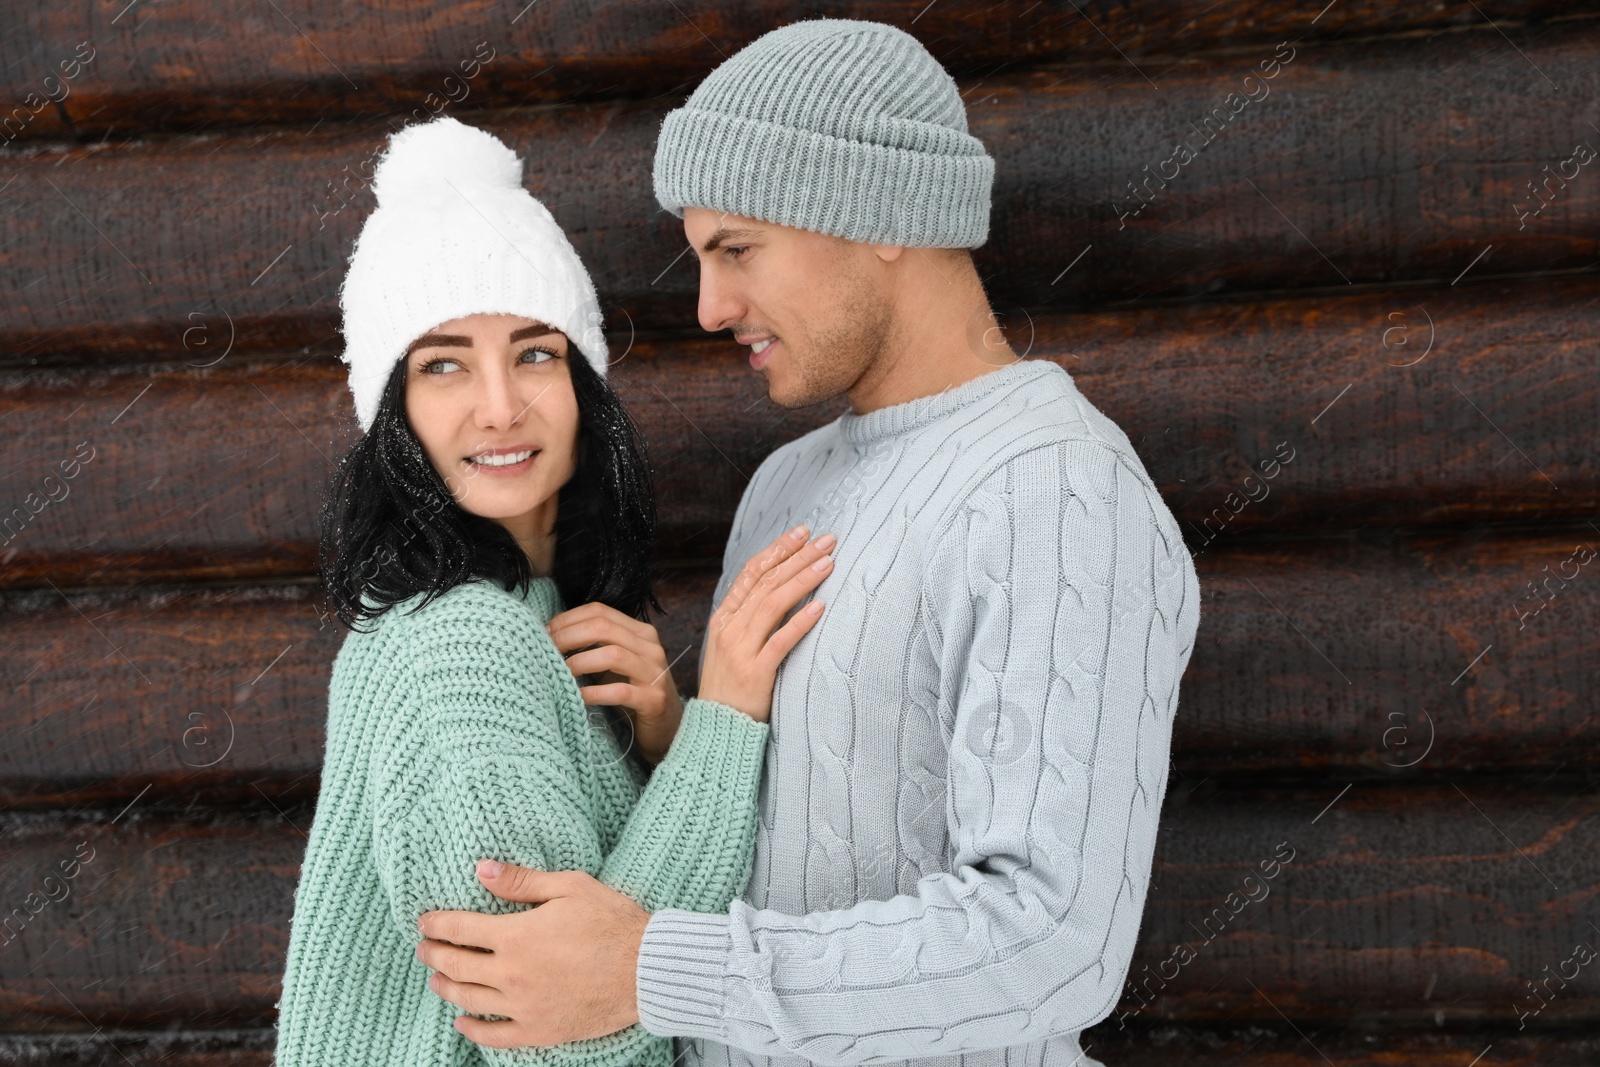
{"left": 466, "top": 451, "right": 539, "bottom": 477}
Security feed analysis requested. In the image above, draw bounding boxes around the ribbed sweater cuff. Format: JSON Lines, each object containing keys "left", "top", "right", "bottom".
{"left": 667, "top": 696, "right": 769, "bottom": 769}
{"left": 636, "top": 908, "right": 734, "bottom": 1040}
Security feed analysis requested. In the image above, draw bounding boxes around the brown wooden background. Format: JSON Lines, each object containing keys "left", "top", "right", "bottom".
{"left": 3, "top": 2, "right": 1597, "bottom": 1063}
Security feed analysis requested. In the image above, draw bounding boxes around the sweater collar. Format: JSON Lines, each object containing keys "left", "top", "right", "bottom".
{"left": 837, "top": 358, "right": 1056, "bottom": 446}
{"left": 524, "top": 575, "right": 562, "bottom": 622}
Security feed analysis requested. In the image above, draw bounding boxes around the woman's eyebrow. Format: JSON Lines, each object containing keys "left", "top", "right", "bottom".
{"left": 508, "top": 323, "right": 557, "bottom": 342}
{"left": 406, "top": 333, "right": 472, "bottom": 356}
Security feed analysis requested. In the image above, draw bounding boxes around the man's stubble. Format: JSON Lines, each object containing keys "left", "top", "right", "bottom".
{"left": 771, "top": 246, "right": 896, "bottom": 411}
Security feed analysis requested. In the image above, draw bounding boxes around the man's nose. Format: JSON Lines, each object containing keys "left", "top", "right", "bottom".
{"left": 697, "top": 269, "right": 743, "bottom": 334}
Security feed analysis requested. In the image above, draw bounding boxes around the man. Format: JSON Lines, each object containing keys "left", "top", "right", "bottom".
{"left": 415, "top": 17, "right": 1201, "bottom": 1066}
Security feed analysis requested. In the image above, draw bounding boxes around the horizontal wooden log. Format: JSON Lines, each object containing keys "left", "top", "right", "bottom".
{"left": 1, "top": 2, "right": 1589, "bottom": 144}
{"left": 1, "top": 524, "right": 1595, "bottom": 808}
{"left": 1, "top": 276, "right": 1594, "bottom": 588}
{"left": 1127, "top": 781, "right": 1600, "bottom": 1026}
{"left": 1172, "top": 528, "right": 1600, "bottom": 776}
{"left": 1, "top": 785, "right": 1595, "bottom": 1029}
{"left": 0, "top": 812, "right": 302, "bottom": 1030}
{"left": 0, "top": 345, "right": 813, "bottom": 588}
{"left": 3, "top": 24, "right": 1598, "bottom": 355}
{"left": 0, "top": 1030, "right": 276, "bottom": 1066}
{"left": 4, "top": 1025, "right": 1600, "bottom": 1066}
{"left": 0, "top": 569, "right": 713, "bottom": 809}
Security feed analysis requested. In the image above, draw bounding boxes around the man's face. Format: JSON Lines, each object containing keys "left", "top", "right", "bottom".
{"left": 682, "top": 207, "right": 895, "bottom": 409}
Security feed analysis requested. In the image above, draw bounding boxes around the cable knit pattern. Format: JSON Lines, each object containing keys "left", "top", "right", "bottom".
{"left": 274, "top": 576, "right": 770, "bottom": 1067}
{"left": 634, "top": 358, "right": 1202, "bottom": 1067}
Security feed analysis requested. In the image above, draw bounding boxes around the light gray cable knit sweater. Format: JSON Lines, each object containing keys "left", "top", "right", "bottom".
{"left": 635, "top": 357, "right": 1201, "bottom": 1067}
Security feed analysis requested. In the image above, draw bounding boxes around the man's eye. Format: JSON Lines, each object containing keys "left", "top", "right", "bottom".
{"left": 725, "top": 246, "right": 747, "bottom": 260}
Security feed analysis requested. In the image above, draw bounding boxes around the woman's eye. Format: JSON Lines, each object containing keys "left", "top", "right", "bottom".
{"left": 420, "top": 358, "right": 460, "bottom": 374}
{"left": 519, "top": 347, "right": 558, "bottom": 364}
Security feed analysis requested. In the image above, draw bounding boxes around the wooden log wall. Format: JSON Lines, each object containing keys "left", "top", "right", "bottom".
{"left": 2, "top": 2, "right": 1596, "bottom": 1063}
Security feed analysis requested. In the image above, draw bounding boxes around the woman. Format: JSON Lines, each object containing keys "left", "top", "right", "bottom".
{"left": 273, "top": 116, "right": 835, "bottom": 1066}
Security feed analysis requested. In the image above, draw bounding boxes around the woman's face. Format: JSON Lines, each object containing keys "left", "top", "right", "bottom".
{"left": 402, "top": 312, "right": 580, "bottom": 559}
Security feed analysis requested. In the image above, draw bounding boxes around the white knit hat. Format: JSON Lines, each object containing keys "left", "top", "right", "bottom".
{"left": 338, "top": 117, "right": 609, "bottom": 433}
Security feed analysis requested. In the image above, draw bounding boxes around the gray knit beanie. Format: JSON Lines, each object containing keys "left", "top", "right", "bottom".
{"left": 653, "top": 18, "right": 994, "bottom": 248}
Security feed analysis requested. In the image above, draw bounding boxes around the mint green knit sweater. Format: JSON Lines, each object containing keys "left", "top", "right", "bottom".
{"left": 273, "top": 576, "right": 769, "bottom": 1067}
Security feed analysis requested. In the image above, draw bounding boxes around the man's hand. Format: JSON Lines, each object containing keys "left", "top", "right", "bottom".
{"left": 416, "top": 861, "right": 651, "bottom": 1049}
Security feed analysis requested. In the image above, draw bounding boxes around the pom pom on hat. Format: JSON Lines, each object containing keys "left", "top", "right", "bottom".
{"left": 369, "top": 117, "right": 524, "bottom": 202}
{"left": 338, "top": 117, "right": 609, "bottom": 433}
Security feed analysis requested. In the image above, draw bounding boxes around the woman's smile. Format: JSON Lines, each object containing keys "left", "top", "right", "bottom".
{"left": 466, "top": 445, "right": 540, "bottom": 477}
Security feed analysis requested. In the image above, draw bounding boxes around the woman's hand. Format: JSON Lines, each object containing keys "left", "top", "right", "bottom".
{"left": 545, "top": 604, "right": 684, "bottom": 766}
{"left": 698, "top": 525, "right": 835, "bottom": 723}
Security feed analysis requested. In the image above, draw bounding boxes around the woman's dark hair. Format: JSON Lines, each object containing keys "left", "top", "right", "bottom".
{"left": 318, "top": 341, "right": 664, "bottom": 633}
